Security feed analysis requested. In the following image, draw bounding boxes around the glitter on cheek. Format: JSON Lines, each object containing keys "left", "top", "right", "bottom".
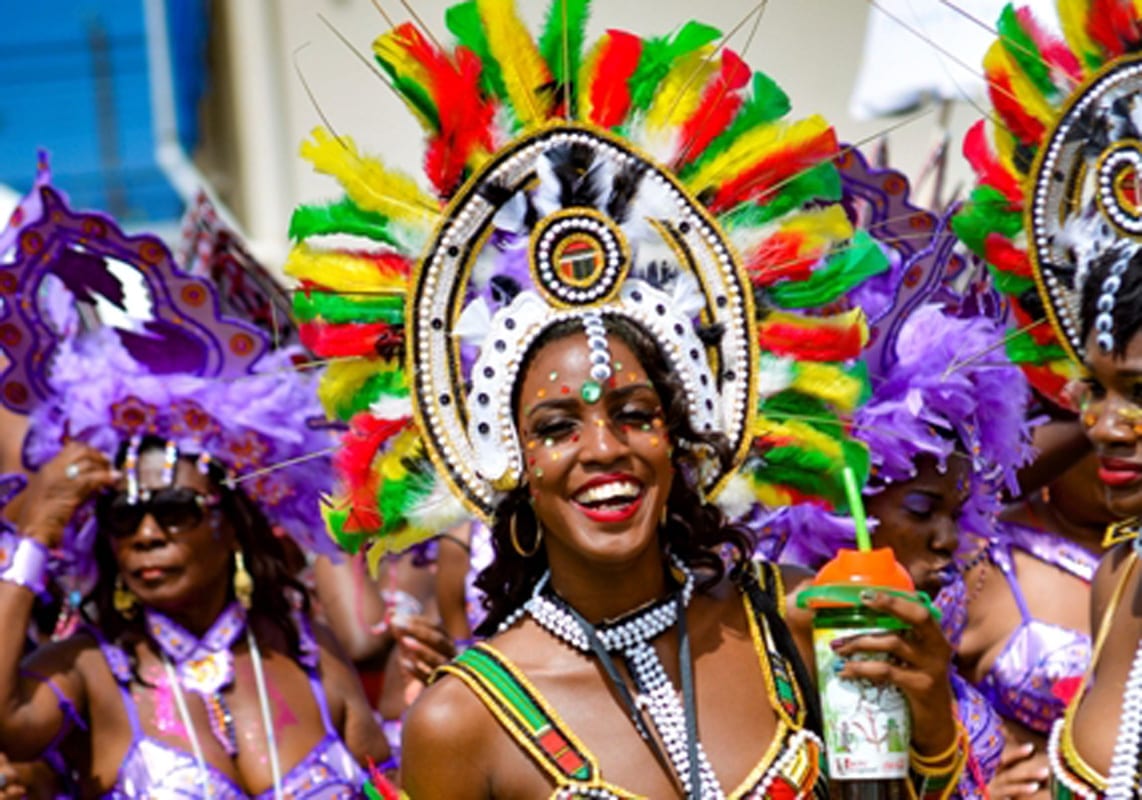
{"left": 537, "top": 388, "right": 547, "bottom": 399}
{"left": 535, "top": 468, "right": 544, "bottom": 478}
{"left": 544, "top": 438, "right": 554, "bottom": 447}
{"left": 552, "top": 451, "right": 561, "bottom": 461}
{"left": 527, "top": 440, "right": 538, "bottom": 450}
{"left": 549, "top": 371, "right": 558, "bottom": 382}
{"left": 650, "top": 436, "right": 660, "bottom": 446}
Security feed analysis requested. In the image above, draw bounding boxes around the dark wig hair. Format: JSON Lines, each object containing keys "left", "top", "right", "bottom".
{"left": 474, "top": 316, "right": 754, "bottom": 636}
{"left": 88, "top": 435, "right": 310, "bottom": 677}
{"left": 1080, "top": 244, "right": 1142, "bottom": 359}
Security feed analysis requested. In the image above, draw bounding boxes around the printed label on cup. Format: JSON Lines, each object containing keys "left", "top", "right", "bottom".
{"left": 813, "top": 626, "right": 910, "bottom": 780}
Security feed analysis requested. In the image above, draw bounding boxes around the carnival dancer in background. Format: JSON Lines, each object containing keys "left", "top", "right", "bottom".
{"left": 760, "top": 147, "right": 1033, "bottom": 795}
{"left": 953, "top": 0, "right": 1142, "bottom": 795}
{"left": 290, "top": 1, "right": 973, "bottom": 796}
{"left": 0, "top": 185, "right": 390, "bottom": 797}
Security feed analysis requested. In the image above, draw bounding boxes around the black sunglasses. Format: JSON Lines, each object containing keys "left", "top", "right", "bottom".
{"left": 96, "top": 487, "right": 221, "bottom": 539}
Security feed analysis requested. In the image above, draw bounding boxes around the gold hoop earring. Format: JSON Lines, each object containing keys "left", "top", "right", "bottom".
{"left": 113, "top": 575, "right": 138, "bottom": 619}
{"left": 510, "top": 515, "right": 543, "bottom": 558}
{"left": 233, "top": 550, "right": 254, "bottom": 609}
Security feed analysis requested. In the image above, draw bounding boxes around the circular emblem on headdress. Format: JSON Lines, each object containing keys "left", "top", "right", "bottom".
{"left": 531, "top": 209, "right": 629, "bottom": 307}
{"left": 1029, "top": 54, "right": 1142, "bottom": 359}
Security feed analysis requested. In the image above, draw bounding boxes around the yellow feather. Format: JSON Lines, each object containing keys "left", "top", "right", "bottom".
{"left": 577, "top": 36, "right": 607, "bottom": 123}
{"left": 991, "top": 121, "right": 1020, "bottom": 179}
{"left": 752, "top": 482, "right": 793, "bottom": 508}
{"left": 366, "top": 524, "right": 438, "bottom": 565}
{"left": 1057, "top": 0, "right": 1098, "bottom": 75}
{"left": 781, "top": 206, "right": 854, "bottom": 251}
{"left": 286, "top": 244, "right": 406, "bottom": 293}
{"left": 372, "top": 29, "right": 434, "bottom": 131}
{"left": 684, "top": 115, "right": 832, "bottom": 200}
{"left": 791, "top": 362, "right": 863, "bottom": 412}
{"left": 644, "top": 48, "right": 718, "bottom": 134}
{"left": 476, "top": 0, "right": 553, "bottom": 129}
{"left": 983, "top": 47, "right": 1055, "bottom": 128}
{"left": 299, "top": 128, "right": 438, "bottom": 227}
{"left": 318, "top": 359, "right": 389, "bottom": 417}
{"left": 752, "top": 417, "right": 844, "bottom": 463}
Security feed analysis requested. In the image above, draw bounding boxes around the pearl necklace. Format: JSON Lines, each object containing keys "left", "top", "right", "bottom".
{"left": 1105, "top": 636, "right": 1142, "bottom": 799}
{"left": 508, "top": 561, "right": 724, "bottom": 800}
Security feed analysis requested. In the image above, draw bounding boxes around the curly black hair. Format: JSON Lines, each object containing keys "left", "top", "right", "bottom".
{"left": 87, "top": 435, "right": 310, "bottom": 679}
{"left": 474, "top": 316, "right": 754, "bottom": 635}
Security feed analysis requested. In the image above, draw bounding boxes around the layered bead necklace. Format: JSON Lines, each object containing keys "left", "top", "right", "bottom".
{"left": 502, "top": 559, "right": 725, "bottom": 800}
{"left": 147, "top": 604, "right": 284, "bottom": 798}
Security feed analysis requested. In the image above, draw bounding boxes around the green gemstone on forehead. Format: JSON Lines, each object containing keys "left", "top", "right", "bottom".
{"left": 580, "top": 380, "right": 603, "bottom": 404}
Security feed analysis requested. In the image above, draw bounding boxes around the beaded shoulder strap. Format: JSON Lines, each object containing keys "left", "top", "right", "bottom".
{"left": 438, "top": 643, "right": 603, "bottom": 788}
{"left": 742, "top": 560, "right": 806, "bottom": 731}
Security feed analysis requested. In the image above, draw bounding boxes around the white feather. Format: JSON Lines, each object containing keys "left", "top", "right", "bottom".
{"left": 407, "top": 480, "right": 469, "bottom": 534}
{"left": 369, "top": 395, "right": 413, "bottom": 419}
{"left": 455, "top": 298, "right": 493, "bottom": 346}
{"left": 714, "top": 473, "right": 759, "bottom": 521}
{"left": 756, "top": 353, "right": 795, "bottom": 398}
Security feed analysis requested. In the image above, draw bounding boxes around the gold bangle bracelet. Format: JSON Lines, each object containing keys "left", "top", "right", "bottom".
{"left": 909, "top": 723, "right": 966, "bottom": 768}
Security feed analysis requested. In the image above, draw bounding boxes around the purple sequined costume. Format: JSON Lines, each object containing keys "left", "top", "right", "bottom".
{"left": 97, "top": 631, "right": 366, "bottom": 798}
{"left": 976, "top": 521, "right": 1097, "bottom": 736}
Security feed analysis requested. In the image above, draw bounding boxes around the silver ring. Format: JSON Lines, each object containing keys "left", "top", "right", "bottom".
{"left": 65, "top": 462, "right": 81, "bottom": 480}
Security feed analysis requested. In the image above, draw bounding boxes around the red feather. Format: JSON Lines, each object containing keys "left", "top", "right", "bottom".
{"left": 987, "top": 68, "right": 1045, "bottom": 145}
{"left": 757, "top": 319, "right": 864, "bottom": 362}
{"left": 708, "top": 128, "right": 838, "bottom": 213}
{"left": 747, "top": 231, "right": 816, "bottom": 287}
{"left": 424, "top": 46, "right": 496, "bottom": 196}
{"left": 1023, "top": 364, "right": 1069, "bottom": 405}
{"left": 1088, "top": 0, "right": 1141, "bottom": 58}
{"left": 299, "top": 321, "right": 397, "bottom": 358}
{"left": 336, "top": 414, "right": 411, "bottom": 493}
{"left": 1015, "top": 7, "right": 1081, "bottom": 86}
{"left": 963, "top": 120, "right": 1023, "bottom": 203}
{"left": 676, "top": 50, "right": 750, "bottom": 167}
{"left": 587, "top": 31, "right": 643, "bottom": 128}
{"left": 1011, "top": 301, "right": 1058, "bottom": 348}
{"left": 982, "top": 233, "right": 1032, "bottom": 279}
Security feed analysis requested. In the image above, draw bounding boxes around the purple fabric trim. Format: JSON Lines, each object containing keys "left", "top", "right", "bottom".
{"left": 0, "top": 532, "right": 50, "bottom": 595}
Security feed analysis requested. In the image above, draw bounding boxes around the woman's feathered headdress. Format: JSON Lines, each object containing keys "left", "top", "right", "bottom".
{"left": 761, "top": 149, "right": 1034, "bottom": 564}
{"left": 953, "top": 0, "right": 1142, "bottom": 398}
{"left": 0, "top": 161, "right": 338, "bottom": 557}
{"left": 291, "top": 0, "right": 890, "bottom": 558}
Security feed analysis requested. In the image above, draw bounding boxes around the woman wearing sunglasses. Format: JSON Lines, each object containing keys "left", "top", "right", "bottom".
{"left": 0, "top": 185, "right": 389, "bottom": 797}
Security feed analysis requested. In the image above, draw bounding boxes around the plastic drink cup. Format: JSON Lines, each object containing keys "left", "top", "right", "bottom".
{"left": 798, "top": 547, "right": 928, "bottom": 784}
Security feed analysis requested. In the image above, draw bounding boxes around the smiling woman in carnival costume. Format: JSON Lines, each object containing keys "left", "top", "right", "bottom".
{"left": 953, "top": 0, "right": 1142, "bottom": 796}
{"left": 289, "top": 1, "right": 974, "bottom": 797}
{"left": 0, "top": 181, "right": 391, "bottom": 797}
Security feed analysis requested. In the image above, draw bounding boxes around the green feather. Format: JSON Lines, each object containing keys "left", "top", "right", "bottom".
{"left": 326, "top": 508, "right": 368, "bottom": 554}
{"left": 951, "top": 186, "right": 1022, "bottom": 254}
{"left": 681, "top": 71, "right": 790, "bottom": 178}
{"left": 289, "top": 198, "right": 398, "bottom": 246}
{"left": 538, "top": 0, "right": 590, "bottom": 115}
{"left": 446, "top": 1, "right": 508, "bottom": 102}
{"left": 755, "top": 454, "right": 844, "bottom": 507}
{"left": 761, "top": 392, "right": 844, "bottom": 439}
{"left": 987, "top": 266, "right": 1034, "bottom": 297}
{"left": 1006, "top": 331, "right": 1069, "bottom": 365}
{"left": 628, "top": 21, "right": 721, "bottom": 112}
{"left": 998, "top": 6, "right": 1057, "bottom": 102}
{"left": 719, "top": 162, "right": 841, "bottom": 229}
{"left": 333, "top": 371, "right": 410, "bottom": 420}
{"left": 767, "top": 231, "right": 890, "bottom": 309}
{"left": 293, "top": 291, "right": 405, "bottom": 325}
{"left": 373, "top": 56, "right": 441, "bottom": 131}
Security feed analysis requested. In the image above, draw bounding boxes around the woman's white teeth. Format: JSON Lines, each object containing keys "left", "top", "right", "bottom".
{"left": 575, "top": 481, "right": 640, "bottom": 506}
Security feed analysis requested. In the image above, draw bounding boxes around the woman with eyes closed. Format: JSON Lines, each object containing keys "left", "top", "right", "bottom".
{"left": 400, "top": 317, "right": 965, "bottom": 799}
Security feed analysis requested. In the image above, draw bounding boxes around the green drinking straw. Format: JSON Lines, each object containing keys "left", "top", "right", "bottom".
{"left": 842, "top": 465, "right": 872, "bottom": 552}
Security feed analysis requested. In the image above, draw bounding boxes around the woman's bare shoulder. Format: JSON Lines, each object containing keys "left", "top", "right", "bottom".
{"left": 401, "top": 671, "right": 497, "bottom": 798}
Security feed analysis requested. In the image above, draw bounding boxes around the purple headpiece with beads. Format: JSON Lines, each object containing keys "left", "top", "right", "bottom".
{"left": 764, "top": 148, "right": 1034, "bottom": 566}
{"left": 0, "top": 177, "right": 337, "bottom": 558}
